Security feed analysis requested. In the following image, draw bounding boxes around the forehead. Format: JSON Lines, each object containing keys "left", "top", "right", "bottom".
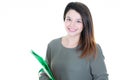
{"left": 66, "top": 9, "right": 82, "bottom": 19}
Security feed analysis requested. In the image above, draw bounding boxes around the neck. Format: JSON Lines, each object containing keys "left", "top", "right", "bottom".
{"left": 62, "top": 35, "right": 80, "bottom": 48}
{"left": 66, "top": 35, "right": 80, "bottom": 44}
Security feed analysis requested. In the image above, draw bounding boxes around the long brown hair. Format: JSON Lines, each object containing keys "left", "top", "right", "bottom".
{"left": 63, "top": 2, "right": 97, "bottom": 58}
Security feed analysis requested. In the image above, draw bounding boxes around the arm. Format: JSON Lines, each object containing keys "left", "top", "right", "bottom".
{"left": 90, "top": 44, "right": 109, "bottom": 80}
{"left": 39, "top": 70, "right": 50, "bottom": 80}
{"left": 39, "top": 44, "right": 51, "bottom": 80}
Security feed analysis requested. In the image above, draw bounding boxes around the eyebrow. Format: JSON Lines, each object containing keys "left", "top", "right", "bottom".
{"left": 66, "top": 16, "right": 70, "bottom": 18}
{"left": 66, "top": 16, "right": 82, "bottom": 20}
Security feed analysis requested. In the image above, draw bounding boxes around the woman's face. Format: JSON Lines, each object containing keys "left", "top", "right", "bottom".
{"left": 64, "top": 9, "right": 83, "bottom": 37}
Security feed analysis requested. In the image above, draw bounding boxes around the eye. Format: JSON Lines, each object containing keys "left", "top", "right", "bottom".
{"left": 77, "top": 20, "right": 82, "bottom": 23}
{"left": 66, "top": 18, "right": 71, "bottom": 21}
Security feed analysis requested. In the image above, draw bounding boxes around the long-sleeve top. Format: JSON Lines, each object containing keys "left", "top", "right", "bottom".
{"left": 40, "top": 38, "right": 108, "bottom": 80}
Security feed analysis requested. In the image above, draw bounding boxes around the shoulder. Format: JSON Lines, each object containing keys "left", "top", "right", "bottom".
{"left": 46, "top": 37, "right": 61, "bottom": 57}
{"left": 96, "top": 43, "right": 103, "bottom": 54}
{"left": 95, "top": 43, "right": 105, "bottom": 59}
{"left": 48, "top": 37, "right": 61, "bottom": 45}
{"left": 48, "top": 37, "right": 61, "bottom": 48}
{"left": 89, "top": 43, "right": 105, "bottom": 61}
{"left": 89, "top": 43, "right": 106, "bottom": 64}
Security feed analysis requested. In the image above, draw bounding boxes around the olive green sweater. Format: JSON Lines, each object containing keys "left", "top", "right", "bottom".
{"left": 40, "top": 38, "right": 108, "bottom": 80}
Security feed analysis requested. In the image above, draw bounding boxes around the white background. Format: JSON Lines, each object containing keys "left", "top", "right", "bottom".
{"left": 0, "top": 0, "right": 120, "bottom": 80}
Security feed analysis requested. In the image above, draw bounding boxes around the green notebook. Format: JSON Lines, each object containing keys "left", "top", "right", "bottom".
{"left": 31, "top": 50, "right": 55, "bottom": 80}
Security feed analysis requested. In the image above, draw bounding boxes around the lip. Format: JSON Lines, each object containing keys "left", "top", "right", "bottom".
{"left": 68, "top": 28, "right": 77, "bottom": 32}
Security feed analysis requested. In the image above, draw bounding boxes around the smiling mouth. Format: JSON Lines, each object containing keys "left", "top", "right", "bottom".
{"left": 68, "top": 28, "right": 77, "bottom": 32}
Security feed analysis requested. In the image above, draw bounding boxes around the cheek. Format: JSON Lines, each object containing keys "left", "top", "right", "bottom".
{"left": 77, "top": 23, "right": 83, "bottom": 28}
{"left": 64, "top": 22, "right": 69, "bottom": 28}
{"left": 78, "top": 24, "right": 84, "bottom": 31}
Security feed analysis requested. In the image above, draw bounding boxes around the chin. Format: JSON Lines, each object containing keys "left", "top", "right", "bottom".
{"left": 68, "top": 33, "right": 80, "bottom": 37}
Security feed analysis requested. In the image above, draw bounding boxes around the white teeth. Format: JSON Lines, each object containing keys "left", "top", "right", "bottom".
{"left": 68, "top": 28, "right": 77, "bottom": 32}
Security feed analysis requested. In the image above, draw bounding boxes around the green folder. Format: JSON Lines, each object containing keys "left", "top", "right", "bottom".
{"left": 31, "top": 50, "right": 55, "bottom": 80}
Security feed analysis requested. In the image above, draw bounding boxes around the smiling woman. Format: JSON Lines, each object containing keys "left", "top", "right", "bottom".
{"left": 1, "top": 0, "right": 120, "bottom": 80}
{"left": 39, "top": 2, "right": 109, "bottom": 80}
{"left": 64, "top": 9, "right": 83, "bottom": 37}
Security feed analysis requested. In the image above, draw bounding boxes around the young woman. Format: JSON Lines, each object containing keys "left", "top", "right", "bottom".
{"left": 39, "top": 2, "right": 108, "bottom": 80}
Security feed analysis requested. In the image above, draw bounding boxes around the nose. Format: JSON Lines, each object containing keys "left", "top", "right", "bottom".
{"left": 70, "top": 21, "right": 75, "bottom": 27}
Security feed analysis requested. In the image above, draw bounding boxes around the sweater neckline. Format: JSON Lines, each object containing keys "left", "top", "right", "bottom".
{"left": 59, "top": 37, "right": 78, "bottom": 50}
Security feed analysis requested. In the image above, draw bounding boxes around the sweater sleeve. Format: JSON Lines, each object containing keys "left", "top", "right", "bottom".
{"left": 90, "top": 44, "right": 109, "bottom": 80}
{"left": 39, "top": 44, "right": 51, "bottom": 80}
